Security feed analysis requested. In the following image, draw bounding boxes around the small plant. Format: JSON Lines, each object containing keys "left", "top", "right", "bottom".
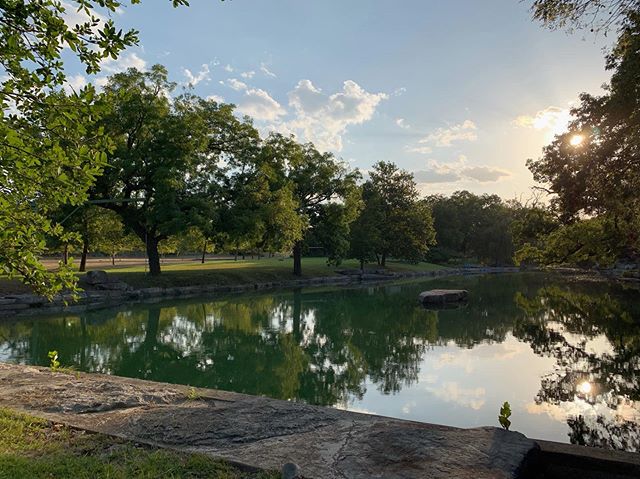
{"left": 48, "top": 351, "right": 60, "bottom": 372}
{"left": 498, "top": 401, "right": 512, "bottom": 431}
{"left": 186, "top": 387, "right": 201, "bottom": 401}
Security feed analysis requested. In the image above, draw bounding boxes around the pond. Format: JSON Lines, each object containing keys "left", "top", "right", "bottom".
{"left": 1, "top": 273, "right": 639, "bottom": 452}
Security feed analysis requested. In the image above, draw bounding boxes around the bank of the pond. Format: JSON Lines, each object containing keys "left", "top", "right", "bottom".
{"left": 0, "top": 264, "right": 520, "bottom": 319}
{"left": 0, "top": 363, "right": 538, "bottom": 478}
{"left": 1, "top": 363, "right": 638, "bottom": 478}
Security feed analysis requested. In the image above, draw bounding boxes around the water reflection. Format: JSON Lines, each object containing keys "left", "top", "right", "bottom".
{"left": 0, "top": 274, "right": 638, "bottom": 451}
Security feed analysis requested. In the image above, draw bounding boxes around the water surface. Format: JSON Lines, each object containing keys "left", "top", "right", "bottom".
{"left": 1, "top": 273, "right": 639, "bottom": 451}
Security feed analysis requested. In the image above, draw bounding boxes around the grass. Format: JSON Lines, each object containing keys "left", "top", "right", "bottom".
{"left": 0, "top": 407, "right": 277, "bottom": 479}
{"left": 106, "top": 257, "right": 447, "bottom": 289}
{"left": 0, "top": 256, "right": 448, "bottom": 294}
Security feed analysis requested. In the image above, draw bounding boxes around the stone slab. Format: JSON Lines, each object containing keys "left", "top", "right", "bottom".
{"left": 419, "top": 289, "right": 469, "bottom": 304}
{"left": 0, "top": 363, "right": 537, "bottom": 478}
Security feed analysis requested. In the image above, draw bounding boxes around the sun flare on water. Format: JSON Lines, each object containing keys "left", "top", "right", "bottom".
{"left": 577, "top": 381, "right": 592, "bottom": 395}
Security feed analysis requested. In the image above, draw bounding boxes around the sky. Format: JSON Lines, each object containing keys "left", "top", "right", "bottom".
{"left": 62, "top": 0, "right": 614, "bottom": 199}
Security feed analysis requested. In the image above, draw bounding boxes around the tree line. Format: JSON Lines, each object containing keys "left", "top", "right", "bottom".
{"left": 3, "top": 0, "right": 640, "bottom": 297}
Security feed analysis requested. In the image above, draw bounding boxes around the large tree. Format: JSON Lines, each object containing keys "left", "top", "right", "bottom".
{"left": 363, "top": 162, "right": 436, "bottom": 267}
{"left": 527, "top": 13, "right": 640, "bottom": 264}
{"left": 260, "top": 134, "right": 359, "bottom": 276}
{"left": 94, "top": 65, "right": 219, "bottom": 275}
{"left": 0, "top": 0, "right": 188, "bottom": 296}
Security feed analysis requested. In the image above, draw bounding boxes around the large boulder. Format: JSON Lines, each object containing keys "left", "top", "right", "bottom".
{"left": 83, "top": 270, "right": 110, "bottom": 285}
{"left": 419, "top": 289, "right": 468, "bottom": 305}
{"left": 82, "top": 270, "right": 130, "bottom": 291}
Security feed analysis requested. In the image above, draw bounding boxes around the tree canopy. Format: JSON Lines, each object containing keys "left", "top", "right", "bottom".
{"left": 1, "top": 0, "right": 188, "bottom": 295}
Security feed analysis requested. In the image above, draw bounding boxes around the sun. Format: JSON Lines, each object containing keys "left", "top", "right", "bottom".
{"left": 569, "top": 134, "right": 584, "bottom": 146}
{"left": 577, "top": 381, "right": 592, "bottom": 395}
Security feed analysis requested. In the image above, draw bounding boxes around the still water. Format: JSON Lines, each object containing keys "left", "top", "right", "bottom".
{"left": 1, "top": 273, "right": 639, "bottom": 451}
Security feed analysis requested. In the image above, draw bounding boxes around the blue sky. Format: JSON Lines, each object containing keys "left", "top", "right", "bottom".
{"left": 64, "top": 0, "right": 613, "bottom": 198}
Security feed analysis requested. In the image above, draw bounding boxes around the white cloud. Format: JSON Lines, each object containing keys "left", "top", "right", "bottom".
{"left": 101, "top": 52, "right": 147, "bottom": 73}
{"left": 237, "top": 88, "right": 286, "bottom": 121}
{"left": 206, "top": 94, "right": 225, "bottom": 103}
{"left": 396, "top": 118, "right": 410, "bottom": 129}
{"left": 64, "top": 74, "right": 87, "bottom": 94}
{"left": 418, "top": 120, "right": 478, "bottom": 148}
{"left": 286, "top": 79, "right": 388, "bottom": 151}
{"left": 240, "top": 71, "right": 255, "bottom": 79}
{"left": 61, "top": 1, "right": 104, "bottom": 29}
{"left": 393, "top": 87, "right": 407, "bottom": 96}
{"left": 426, "top": 381, "right": 486, "bottom": 410}
{"left": 223, "top": 64, "right": 234, "bottom": 73}
{"left": 406, "top": 145, "right": 433, "bottom": 154}
{"left": 412, "top": 155, "right": 511, "bottom": 184}
{"left": 225, "top": 78, "right": 248, "bottom": 91}
{"left": 513, "top": 106, "right": 572, "bottom": 138}
{"left": 462, "top": 165, "right": 511, "bottom": 182}
{"left": 260, "top": 63, "right": 277, "bottom": 78}
{"left": 183, "top": 64, "right": 210, "bottom": 86}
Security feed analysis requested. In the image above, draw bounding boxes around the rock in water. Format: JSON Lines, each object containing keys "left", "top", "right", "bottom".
{"left": 419, "top": 289, "right": 468, "bottom": 305}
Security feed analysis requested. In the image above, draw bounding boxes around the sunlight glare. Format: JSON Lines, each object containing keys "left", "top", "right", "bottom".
{"left": 577, "top": 381, "right": 592, "bottom": 395}
{"left": 569, "top": 134, "right": 584, "bottom": 146}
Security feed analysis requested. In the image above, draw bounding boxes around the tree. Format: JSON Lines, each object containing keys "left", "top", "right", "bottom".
{"left": 427, "top": 191, "right": 513, "bottom": 265}
{"left": 94, "top": 66, "right": 220, "bottom": 275}
{"left": 527, "top": 13, "right": 640, "bottom": 265}
{"left": 260, "top": 134, "right": 359, "bottom": 276}
{"left": 530, "top": 0, "right": 639, "bottom": 33}
{"left": 366, "top": 162, "right": 435, "bottom": 266}
{"left": 348, "top": 183, "right": 384, "bottom": 270}
{"left": 0, "top": 0, "right": 188, "bottom": 296}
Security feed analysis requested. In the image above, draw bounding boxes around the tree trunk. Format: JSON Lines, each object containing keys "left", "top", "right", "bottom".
{"left": 381, "top": 252, "right": 386, "bottom": 267}
{"left": 146, "top": 235, "right": 161, "bottom": 275}
{"left": 360, "top": 258, "right": 365, "bottom": 272}
{"left": 111, "top": 253, "right": 116, "bottom": 266}
{"left": 62, "top": 244, "right": 69, "bottom": 265}
{"left": 293, "top": 241, "right": 302, "bottom": 276}
{"left": 375, "top": 253, "right": 380, "bottom": 266}
{"left": 292, "top": 289, "right": 302, "bottom": 343}
{"left": 201, "top": 240, "right": 207, "bottom": 264}
{"left": 79, "top": 238, "right": 89, "bottom": 272}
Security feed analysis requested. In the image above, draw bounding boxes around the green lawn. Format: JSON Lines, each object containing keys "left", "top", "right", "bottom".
{"left": 0, "top": 408, "right": 276, "bottom": 479}
{"left": 0, "top": 257, "right": 448, "bottom": 294}
{"left": 105, "top": 257, "right": 448, "bottom": 289}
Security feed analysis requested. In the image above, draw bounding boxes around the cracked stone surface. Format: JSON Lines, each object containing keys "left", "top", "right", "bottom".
{"left": 0, "top": 363, "right": 538, "bottom": 478}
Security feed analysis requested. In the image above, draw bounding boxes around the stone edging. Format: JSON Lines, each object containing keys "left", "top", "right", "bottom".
{"left": 0, "top": 266, "right": 521, "bottom": 319}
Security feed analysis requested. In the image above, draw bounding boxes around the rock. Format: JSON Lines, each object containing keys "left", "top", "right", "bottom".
{"left": 83, "top": 270, "right": 110, "bottom": 285}
{"left": 281, "top": 462, "right": 302, "bottom": 479}
{"left": 82, "top": 270, "right": 130, "bottom": 291}
{"left": 419, "top": 289, "right": 468, "bottom": 305}
{"left": 95, "top": 282, "right": 130, "bottom": 291}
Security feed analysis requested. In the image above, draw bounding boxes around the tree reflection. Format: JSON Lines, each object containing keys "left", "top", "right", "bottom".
{"left": 514, "top": 283, "right": 640, "bottom": 451}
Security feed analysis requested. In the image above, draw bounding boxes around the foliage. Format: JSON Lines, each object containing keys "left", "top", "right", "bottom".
{"left": 186, "top": 387, "right": 202, "bottom": 401}
{"left": 0, "top": 0, "right": 188, "bottom": 296}
{"left": 260, "top": 134, "right": 360, "bottom": 275}
{"left": 498, "top": 401, "right": 512, "bottom": 431}
{"left": 48, "top": 350, "right": 60, "bottom": 372}
{"left": 94, "top": 66, "right": 220, "bottom": 275}
{"left": 530, "top": 0, "right": 639, "bottom": 33}
{"left": 527, "top": 13, "right": 640, "bottom": 265}
{"left": 358, "top": 162, "right": 435, "bottom": 266}
{"left": 427, "top": 191, "right": 515, "bottom": 266}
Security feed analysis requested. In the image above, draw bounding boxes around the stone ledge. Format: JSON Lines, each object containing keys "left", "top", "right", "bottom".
{"left": 0, "top": 363, "right": 537, "bottom": 479}
{"left": 0, "top": 267, "right": 479, "bottom": 319}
